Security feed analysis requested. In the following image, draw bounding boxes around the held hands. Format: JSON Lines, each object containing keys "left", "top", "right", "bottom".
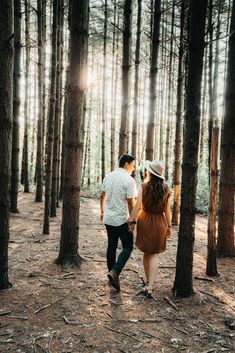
{"left": 127, "top": 220, "right": 136, "bottom": 233}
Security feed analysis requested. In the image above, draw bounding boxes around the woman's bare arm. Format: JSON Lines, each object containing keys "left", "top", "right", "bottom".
{"left": 128, "top": 184, "right": 143, "bottom": 222}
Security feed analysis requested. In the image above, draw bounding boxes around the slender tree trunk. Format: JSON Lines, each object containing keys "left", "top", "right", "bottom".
{"left": 0, "top": 0, "right": 13, "bottom": 290}
{"left": 119, "top": 0, "right": 132, "bottom": 157}
{"left": 173, "top": 0, "right": 208, "bottom": 298}
{"left": 101, "top": 0, "right": 107, "bottom": 179}
{"left": 51, "top": 0, "right": 64, "bottom": 217}
{"left": 110, "top": 0, "right": 117, "bottom": 172}
{"left": 43, "top": 0, "right": 58, "bottom": 234}
{"left": 131, "top": 0, "right": 142, "bottom": 167}
{"left": 56, "top": 0, "right": 89, "bottom": 266}
{"left": 208, "top": 0, "right": 213, "bottom": 175}
{"left": 172, "top": 0, "right": 186, "bottom": 225}
{"left": 59, "top": 90, "right": 67, "bottom": 201}
{"left": 11, "top": 0, "right": 21, "bottom": 212}
{"left": 165, "top": 1, "right": 175, "bottom": 180}
{"left": 206, "top": 127, "right": 219, "bottom": 276}
{"left": 146, "top": 0, "right": 161, "bottom": 161}
{"left": 199, "top": 44, "right": 208, "bottom": 164}
{"left": 217, "top": 0, "right": 235, "bottom": 257}
{"left": 35, "top": 0, "right": 44, "bottom": 202}
{"left": 21, "top": 0, "right": 30, "bottom": 192}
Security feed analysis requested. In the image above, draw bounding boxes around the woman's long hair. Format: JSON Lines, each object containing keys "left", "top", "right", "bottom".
{"left": 144, "top": 171, "right": 165, "bottom": 205}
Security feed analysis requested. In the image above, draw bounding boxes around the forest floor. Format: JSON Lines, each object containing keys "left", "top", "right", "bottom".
{"left": 0, "top": 192, "right": 235, "bottom": 353}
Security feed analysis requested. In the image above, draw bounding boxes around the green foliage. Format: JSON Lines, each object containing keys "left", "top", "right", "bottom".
{"left": 196, "top": 164, "right": 209, "bottom": 215}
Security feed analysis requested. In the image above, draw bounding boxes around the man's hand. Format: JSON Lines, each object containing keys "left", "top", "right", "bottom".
{"left": 100, "top": 212, "right": 104, "bottom": 222}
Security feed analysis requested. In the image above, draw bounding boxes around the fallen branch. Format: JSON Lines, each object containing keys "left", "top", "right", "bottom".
{"left": 104, "top": 325, "right": 141, "bottom": 342}
{"left": 0, "top": 311, "right": 12, "bottom": 316}
{"left": 34, "top": 297, "right": 64, "bottom": 314}
{"left": 63, "top": 316, "right": 79, "bottom": 325}
{"left": 174, "top": 327, "right": 188, "bottom": 335}
{"left": 195, "top": 276, "right": 215, "bottom": 282}
{"left": 139, "top": 329, "right": 160, "bottom": 339}
{"left": 164, "top": 296, "right": 178, "bottom": 311}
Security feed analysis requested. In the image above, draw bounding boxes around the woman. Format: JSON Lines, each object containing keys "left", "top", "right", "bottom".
{"left": 128, "top": 160, "right": 171, "bottom": 297}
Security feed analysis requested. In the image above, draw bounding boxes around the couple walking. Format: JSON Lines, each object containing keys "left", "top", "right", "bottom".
{"left": 100, "top": 154, "right": 171, "bottom": 297}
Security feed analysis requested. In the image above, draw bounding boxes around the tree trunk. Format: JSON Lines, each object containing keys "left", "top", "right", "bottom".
{"left": 206, "top": 127, "right": 219, "bottom": 276}
{"left": 145, "top": 0, "right": 161, "bottom": 161}
{"left": 11, "top": 0, "right": 21, "bottom": 213}
{"left": 217, "top": 0, "right": 235, "bottom": 257}
{"left": 131, "top": 0, "right": 142, "bottom": 169}
{"left": 21, "top": 0, "right": 30, "bottom": 193}
{"left": 0, "top": 0, "right": 13, "bottom": 290}
{"left": 43, "top": 0, "right": 58, "bottom": 234}
{"left": 56, "top": 0, "right": 89, "bottom": 267}
{"left": 51, "top": 0, "right": 64, "bottom": 217}
{"left": 172, "top": 0, "right": 186, "bottom": 225}
{"left": 199, "top": 44, "right": 208, "bottom": 164}
{"left": 101, "top": 0, "right": 107, "bottom": 180}
{"left": 119, "top": 0, "right": 132, "bottom": 157}
{"left": 35, "top": 0, "right": 44, "bottom": 202}
{"left": 173, "top": 0, "right": 208, "bottom": 298}
{"left": 110, "top": 0, "right": 117, "bottom": 172}
{"left": 165, "top": 1, "right": 175, "bottom": 180}
{"left": 208, "top": 0, "right": 213, "bottom": 175}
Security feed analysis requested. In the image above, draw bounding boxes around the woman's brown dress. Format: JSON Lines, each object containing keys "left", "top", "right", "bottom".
{"left": 136, "top": 182, "right": 170, "bottom": 254}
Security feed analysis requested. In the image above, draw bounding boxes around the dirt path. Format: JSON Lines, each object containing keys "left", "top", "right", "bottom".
{"left": 0, "top": 193, "right": 234, "bottom": 353}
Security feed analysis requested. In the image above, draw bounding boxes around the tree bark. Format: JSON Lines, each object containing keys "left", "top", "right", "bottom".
{"left": 56, "top": 0, "right": 89, "bottom": 267}
{"left": 51, "top": 0, "right": 64, "bottom": 216}
{"left": 0, "top": 0, "right": 13, "bottom": 290}
{"left": 119, "top": 0, "right": 132, "bottom": 157}
{"left": 101, "top": 0, "right": 107, "bottom": 180}
{"left": 145, "top": 0, "right": 161, "bottom": 161}
{"left": 35, "top": 0, "right": 44, "bottom": 202}
{"left": 131, "top": 0, "right": 142, "bottom": 170}
{"left": 173, "top": 0, "right": 208, "bottom": 298}
{"left": 21, "top": 0, "right": 30, "bottom": 193}
{"left": 206, "top": 127, "right": 219, "bottom": 276}
{"left": 11, "top": 0, "right": 21, "bottom": 212}
{"left": 43, "top": 0, "right": 58, "bottom": 234}
{"left": 217, "top": 0, "right": 235, "bottom": 257}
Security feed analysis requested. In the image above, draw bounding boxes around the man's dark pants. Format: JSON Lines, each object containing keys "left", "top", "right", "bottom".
{"left": 105, "top": 223, "right": 133, "bottom": 274}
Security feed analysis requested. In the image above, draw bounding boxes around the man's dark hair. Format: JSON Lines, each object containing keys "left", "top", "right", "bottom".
{"left": 119, "top": 154, "right": 135, "bottom": 168}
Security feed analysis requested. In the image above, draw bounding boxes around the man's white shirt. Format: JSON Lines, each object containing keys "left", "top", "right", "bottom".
{"left": 101, "top": 168, "right": 137, "bottom": 226}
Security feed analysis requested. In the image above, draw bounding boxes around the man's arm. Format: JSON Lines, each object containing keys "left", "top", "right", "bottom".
{"left": 127, "top": 197, "right": 135, "bottom": 216}
{"left": 100, "top": 191, "right": 105, "bottom": 221}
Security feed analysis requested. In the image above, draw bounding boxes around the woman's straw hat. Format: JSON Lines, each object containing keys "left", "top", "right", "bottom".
{"left": 145, "top": 160, "right": 165, "bottom": 180}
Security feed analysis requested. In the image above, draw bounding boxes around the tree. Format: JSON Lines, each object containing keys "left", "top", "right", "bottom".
{"left": 119, "top": 0, "right": 132, "bottom": 157}
{"left": 131, "top": 0, "right": 142, "bottom": 164}
{"left": 11, "top": 0, "right": 22, "bottom": 212}
{"left": 145, "top": 0, "right": 161, "bottom": 161}
{"left": 21, "top": 0, "right": 30, "bottom": 193}
{"left": 51, "top": 0, "right": 64, "bottom": 216}
{"left": 173, "top": 0, "right": 208, "bottom": 298}
{"left": 0, "top": 0, "right": 14, "bottom": 289}
{"left": 101, "top": 0, "right": 107, "bottom": 180}
{"left": 206, "top": 127, "right": 219, "bottom": 276}
{"left": 217, "top": 0, "right": 235, "bottom": 256}
{"left": 56, "top": 0, "right": 89, "bottom": 267}
{"left": 35, "top": 0, "right": 44, "bottom": 202}
{"left": 43, "top": 0, "right": 58, "bottom": 234}
{"left": 172, "top": 0, "right": 186, "bottom": 225}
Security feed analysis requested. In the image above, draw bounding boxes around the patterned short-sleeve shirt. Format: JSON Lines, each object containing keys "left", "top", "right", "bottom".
{"left": 102, "top": 168, "right": 137, "bottom": 226}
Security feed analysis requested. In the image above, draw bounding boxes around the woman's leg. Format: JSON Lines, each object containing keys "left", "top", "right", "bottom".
{"left": 143, "top": 253, "right": 150, "bottom": 283}
{"left": 147, "top": 253, "right": 159, "bottom": 291}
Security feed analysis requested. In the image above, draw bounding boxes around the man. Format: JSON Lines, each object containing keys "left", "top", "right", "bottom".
{"left": 100, "top": 154, "right": 137, "bottom": 291}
